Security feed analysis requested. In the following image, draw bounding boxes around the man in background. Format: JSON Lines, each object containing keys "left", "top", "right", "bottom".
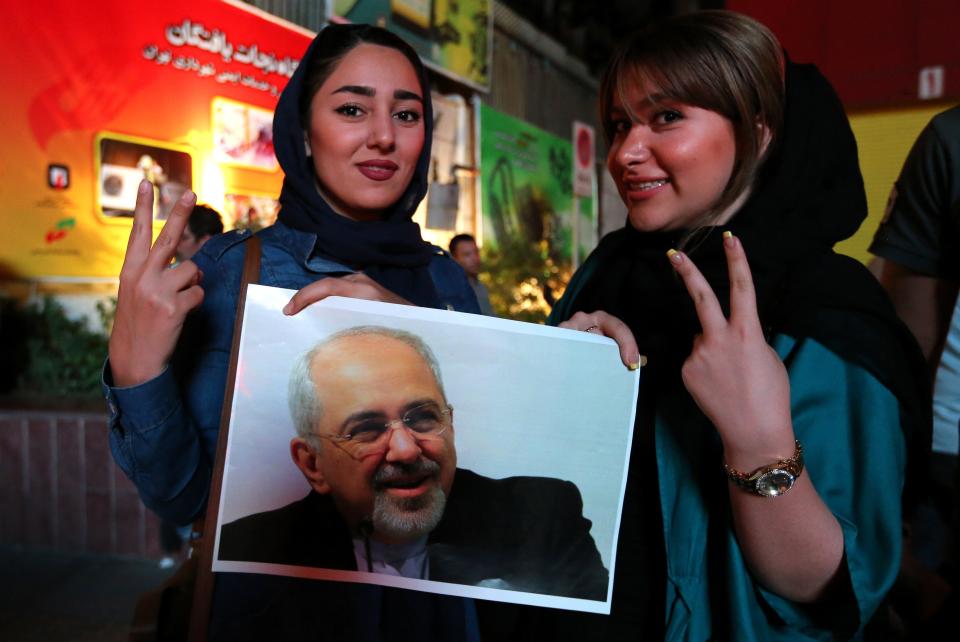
{"left": 449, "top": 234, "right": 495, "bottom": 316}
{"left": 175, "top": 204, "right": 224, "bottom": 263}
{"left": 870, "top": 104, "right": 959, "bottom": 632}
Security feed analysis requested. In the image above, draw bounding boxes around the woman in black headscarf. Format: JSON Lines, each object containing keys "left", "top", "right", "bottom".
{"left": 105, "top": 24, "right": 480, "bottom": 641}
{"left": 523, "top": 10, "right": 929, "bottom": 641}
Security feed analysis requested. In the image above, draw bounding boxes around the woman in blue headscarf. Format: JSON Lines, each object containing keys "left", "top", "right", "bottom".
{"left": 104, "top": 24, "right": 480, "bottom": 641}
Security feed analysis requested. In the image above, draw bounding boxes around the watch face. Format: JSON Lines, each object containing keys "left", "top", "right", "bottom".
{"left": 755, "top": 469, "right": 796, "bottom": 497}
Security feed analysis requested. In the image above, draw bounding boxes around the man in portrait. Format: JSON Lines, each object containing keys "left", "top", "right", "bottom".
{"left": 217, "top": 326, "right": 608, "bottom": 601}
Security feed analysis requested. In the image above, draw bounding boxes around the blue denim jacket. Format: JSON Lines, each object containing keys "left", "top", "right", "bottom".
{"left": 103, "top": 222, "right": 480, "bottom": 525}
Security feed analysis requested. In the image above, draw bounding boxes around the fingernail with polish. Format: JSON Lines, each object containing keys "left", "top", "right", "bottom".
{"left": 666, "top": 248, "right": 682, "bottom": 263}
{"left": 722, "top": 230, "right": 736, "bottom": 246}
{"left": 628, "top": 361, "right": 640, "bottom": 371}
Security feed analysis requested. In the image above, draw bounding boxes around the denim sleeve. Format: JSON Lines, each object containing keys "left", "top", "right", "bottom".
{"left": 103, "top": 362, "right": 212, "bottom": 524}
{"left": 103, "top": 241, "right": 241, "bottom": 525}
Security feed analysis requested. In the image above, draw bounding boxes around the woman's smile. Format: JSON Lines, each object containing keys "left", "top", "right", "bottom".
{"left": 606, "top": 82, "right": 737, "bottom": 232}
{"left": 622, "top": 177, "right": 671, "bottom": 201}
{"left": 356, "top": 159, "right": 399, "bottom": 181}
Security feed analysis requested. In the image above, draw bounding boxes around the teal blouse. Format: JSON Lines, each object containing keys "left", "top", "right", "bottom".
{"left": 658, "top": 334, "right": 904, "bottom": 640}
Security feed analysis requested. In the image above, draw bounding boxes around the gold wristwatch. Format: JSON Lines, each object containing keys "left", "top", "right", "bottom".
{"left": 723, "top": 440, "right": 804, "bottom": 497}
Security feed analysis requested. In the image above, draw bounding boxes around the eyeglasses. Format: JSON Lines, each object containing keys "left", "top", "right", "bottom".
{"left": 312, "top": 402, "right": 452, "bottom": 460}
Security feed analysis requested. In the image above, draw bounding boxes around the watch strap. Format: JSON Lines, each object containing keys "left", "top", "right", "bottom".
{"left": 724, "top": 440, "right": 804, "bottom": 497}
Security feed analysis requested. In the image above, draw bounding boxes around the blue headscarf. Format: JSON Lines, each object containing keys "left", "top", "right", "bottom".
{"left": 274, "top": 23, "right": 440, "bottom": 307}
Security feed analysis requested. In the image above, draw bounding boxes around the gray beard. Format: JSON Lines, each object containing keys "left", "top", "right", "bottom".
{"left": 370, "top": 459, "right": 447, "bottom": 541}
{"left": 372, "top": 484, "right": 446, "bottom": 541}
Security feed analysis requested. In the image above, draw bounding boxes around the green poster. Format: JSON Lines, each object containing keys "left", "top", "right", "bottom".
{"left": 479, "top": 103, "right": 592, "bottom": 322}
{"left": 334, "top": 0, "right": 490, "bottom": 90}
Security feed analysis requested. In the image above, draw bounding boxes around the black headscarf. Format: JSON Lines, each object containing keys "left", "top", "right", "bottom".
{"left": 550, "top": 61, "right": 930, "bottom": 507}
{"left": 274, "top": 24, "right": 441, "bottom": 307}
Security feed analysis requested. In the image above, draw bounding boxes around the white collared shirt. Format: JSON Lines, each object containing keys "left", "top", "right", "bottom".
{"left": 352, "top": 535, "right": 430, "bottom": 579}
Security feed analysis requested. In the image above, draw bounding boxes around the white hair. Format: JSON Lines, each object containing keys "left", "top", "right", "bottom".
{"left": 288, "top": 326, "right": 447, "bottom": 440}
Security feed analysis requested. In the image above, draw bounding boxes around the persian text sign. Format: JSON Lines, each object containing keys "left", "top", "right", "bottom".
{"left": 0, "top": 0, "right": 309, "bottom": 278}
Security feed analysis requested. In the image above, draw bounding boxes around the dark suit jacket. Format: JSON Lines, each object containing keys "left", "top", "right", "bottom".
{"left": 218, "top": 468, "right": 609, "bottom": 601}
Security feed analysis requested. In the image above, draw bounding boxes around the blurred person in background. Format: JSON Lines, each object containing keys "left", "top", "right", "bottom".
{"left": 174, "top": 204, "right": 224, "bottom": 263}
{"left": 450, "top": 233, "right": 494, "bottom": 315}
{"left": 870, "top": 104, "right": 959, "bottom": 634}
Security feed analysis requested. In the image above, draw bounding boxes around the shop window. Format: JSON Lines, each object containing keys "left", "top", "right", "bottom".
{"left": 98, "top": 136, "right": 193, "bottom": 220}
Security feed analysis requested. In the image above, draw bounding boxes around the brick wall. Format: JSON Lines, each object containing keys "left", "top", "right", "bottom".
{"left": 0, "top": 410, "right": 164, "bottom": 559}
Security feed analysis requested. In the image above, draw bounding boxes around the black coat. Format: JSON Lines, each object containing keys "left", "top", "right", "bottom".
{"left": 218, "top": 468, "right": 609, "bottom": 601}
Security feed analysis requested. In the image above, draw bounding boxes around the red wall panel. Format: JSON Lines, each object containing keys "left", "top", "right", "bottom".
{"left": 729, "top": 0, "right": 960, "bottom": 108}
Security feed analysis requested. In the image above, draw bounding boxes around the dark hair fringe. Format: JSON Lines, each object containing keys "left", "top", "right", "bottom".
{"left": 599, "top": 10, "right": 785, "bottom": 249}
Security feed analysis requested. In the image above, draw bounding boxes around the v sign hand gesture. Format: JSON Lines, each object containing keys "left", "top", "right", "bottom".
{"left": 108, "top": 180, "right": 204, "bottom": 388}
{"left": 668, "top": 233, "right": 796, "bottom": 471}
{"left": 670, "top": 233, "right": 846, "bottom": 602}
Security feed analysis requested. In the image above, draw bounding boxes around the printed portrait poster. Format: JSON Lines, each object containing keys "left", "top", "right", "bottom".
{"left": 212, "top": 285, "right": 639, "bottom": 614}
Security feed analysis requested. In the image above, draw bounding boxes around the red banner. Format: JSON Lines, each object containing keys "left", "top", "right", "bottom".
{"left": 1, "top": 0, "right": 313, "bottom": 278}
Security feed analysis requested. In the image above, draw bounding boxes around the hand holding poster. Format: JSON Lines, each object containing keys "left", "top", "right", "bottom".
{"left": 211, "top": 285, "right": 639, "bottom": 614}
